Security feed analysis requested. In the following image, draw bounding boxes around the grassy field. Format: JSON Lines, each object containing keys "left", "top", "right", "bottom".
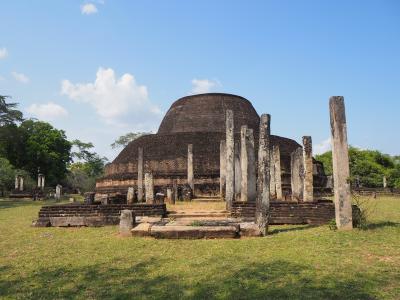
{"left": 0, "top": 196, "right": 399, "bottom": 299}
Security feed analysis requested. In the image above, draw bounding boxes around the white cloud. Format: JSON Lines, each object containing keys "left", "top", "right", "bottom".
{"left": 61, "top": 67, "right": 162, "bottom": 128}
{"left": 190, "top": 78, "right": 221, "bottom": 94}
{"left": 0, "top": 48, "right": 8, "bottom": 59}
{"left": 314, "top": 138, "right": 331, "bottom": 155}
{"left": 27, "top": 102, "right": 69, "bottom": 121}
{"left": 81, "top": 3, "right": 98, "bottom": 15}
{"left": 11, "top": 71, "right": 30, "bottom": 83}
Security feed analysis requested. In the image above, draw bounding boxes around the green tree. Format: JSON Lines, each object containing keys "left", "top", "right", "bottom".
{"left": 0, "top": 157, "right": 15, "bottom": 195}
{"left": 0, "top": 95, "right": 23, "bottom": 126}
{"left": 2, "top": 120, "right": 72, "bottom": 186}
{"left": 111, "top": 132, "right": 150, "bottom": 149}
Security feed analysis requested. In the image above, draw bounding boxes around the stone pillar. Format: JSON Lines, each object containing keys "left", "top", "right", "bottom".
{"left": 119, "top": 210, "right": 134, "bottom": 237}
{"left": 137, "top": 147, "right": 144, "bottom": 202}
{"left": 303, "top": 136, "right": 313, "bottom": 202}
{"left": 220, "top": 140, "right": 226, "bottom": 198}
{"left": 383, "top": 176, "right": 387, "bottom": 188}
{"left": 273, "top": 145, "right": 282, "bottom": 200}
{"left": 241, "top": 126, "right": 257, "bottom": 201}
{"left": 144, "top": 172, "right": 154, "bottom": 204}
{"left": 127, "top": 187, "right": 134, "bottom": 204}
{"left": 187, "top": 144, "right": 194, "bottom": 192}
{"left": 225, "top": 109, "right": 235, "bottom": 210}
{"left": 291, "top": 147, "right": 304, "bottom": 201}
{"left": 256, "top": 114, "right": 271, "bottom": 236}
{"left": 19, "top": 177, "right": 24, "bottom": 191}
{"left": 38, "top": 174, "right": 45, "bottom": 190}
{"left": 329, "top": 96, "right": 353, "bottom": 230}
{"left": 15, "top": 176, "right": 18, "bottom": 190}
{"left": 55, "top": 184, "right": 62, "bottom": 200}
{"left": 167, "top": 188, "right": 175, "bottom": 204}
{"left": 173, "top": 179, "right": 178, "bottom": 202}
{"left": 234, "top": 141, "right": 241, "bottom": 201}
{"left": 269, "top": 151, "right": 276, "bottom": 199}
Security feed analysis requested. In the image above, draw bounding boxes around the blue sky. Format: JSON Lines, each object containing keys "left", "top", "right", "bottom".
{"left": 0, "top": 0, "right": 399, "bottom": 160}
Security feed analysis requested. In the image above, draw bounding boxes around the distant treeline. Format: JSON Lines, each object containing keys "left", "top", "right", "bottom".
{"left": 316, "top": 147, "right": 400, "bottom": 188}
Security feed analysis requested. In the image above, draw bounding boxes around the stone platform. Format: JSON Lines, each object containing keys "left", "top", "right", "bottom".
{"left": 33, "top": 203, "right": 167, "bottom": 227}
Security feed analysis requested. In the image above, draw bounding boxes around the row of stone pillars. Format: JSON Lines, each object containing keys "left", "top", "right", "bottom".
{"left": 224, "top": 96, "right": 353, "bottom": 233}
{"left": 14, "top": 174, "right": 46, "bottom": 191}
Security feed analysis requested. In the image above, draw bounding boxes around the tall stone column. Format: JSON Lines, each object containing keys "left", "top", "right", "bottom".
{"left": 256, "top": 114, "right": 271, "bottom": 236}
{"left": 269, "top": 151, "right": 276, "bottom": 199}
{"left": 291, "top": 147, "right": 304, "bottom": 201}
{"left": 38, "top": 174, "right": 45, "bottom": 190}
{"left": 383, "top": 176, "right": 387, "bottom": 188}
{"left": 241, "top": 126, "right": 256, "bottom": 201}
{"left": 234, "top": 141, "right": 241, "bottom": 200}
{"left": 187, "top": 144, "right": 194, "bottom": 192}
{"left": 15, "top": 176, "right": 18, "bottom": 190}
{"left": 137, "top": 147, "right": 144, "bottom": 202}
{"left": 330, "top": 96, "right": 353, "bottom": 230}
{"left": 273, "top": 145, "right": 282, "bottom": 200}
{"left": 219, "top": 140, "right": 226, "bottom": 198}
{"left": 144, "top": 172, "right": 154, "bottom": 204}
{"left": 303, "top": 136, "right": 314, "bottom": 202}
{"left": 225, "top": 110, "right": 235, "bottom": 209}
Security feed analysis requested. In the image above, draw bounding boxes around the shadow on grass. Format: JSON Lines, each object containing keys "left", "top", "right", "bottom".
{"left": 269, "top": 224, "right": 317, "bottom": 235}
{"left": 362, "top": 221, "right": 400, "bottom": 230}
{"left": 0, "top": 258, "right": 381, "bottom": 299}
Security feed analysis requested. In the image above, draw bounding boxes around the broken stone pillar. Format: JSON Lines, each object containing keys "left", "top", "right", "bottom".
{"left": 225, "top": 109, "right": 235, "bottom": 209}
{"left": 256, "top": 114, "right": 271, "bottom": 236}
{"left": 55, "top": 184, "right": 62, "bottom": 200}
{"left": 137, "top": 147, "right": 144, "bottom": 202}
{"left": 234, "top": 141, "right": 241, "bottom": 201}
{"left": 144, "top": 172, "right": 154, "bottom": 204}
{"left": 383, "top": 176, "right": 387, "bottom": 188}
{"left": 291, "top": 147, "right": 304, "bottom": 201}
{"left": 119, "top": 209, "right": 134, "bottom": 237}
{"left": 273, "top": 145, "right": 282, "bottom": 200}
{"left": 127, "top": 186, "right": 134, "bottom": 204}
{"left": 187, "top": 144, "right": 194, "bottom": 193}
{"left": 219, "top": 140, "right": 226, "bottom": 198}
{"left": 269, "top": 152, "right": 276, "bottom": 199}
{"left": 241, "top": 126, "right": 257, "bottom": 201}
{"left": 303, "top": 136, "right": 314, "bottom": 202}
{"left": 15, "top": 176, "right": 18, "bottom": 190}
{"left": 329, "top": 96, "right": 353, "bottom": 230}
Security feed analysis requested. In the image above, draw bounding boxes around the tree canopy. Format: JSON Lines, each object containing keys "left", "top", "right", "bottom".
{"left": 316, "top": 147, "right": 400, "bottom": 188}
{"left": 111, "top": 132, "right": 151, "bottom": 149}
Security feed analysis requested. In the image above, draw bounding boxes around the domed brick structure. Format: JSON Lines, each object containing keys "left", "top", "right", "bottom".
{"left": 96, "top": 93, "right": 327, "bottom": 199}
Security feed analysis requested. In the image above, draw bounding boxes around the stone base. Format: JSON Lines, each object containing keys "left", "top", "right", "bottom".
{"left": 150, "top": 225, "right": 238, "bottom": 239}
{"left": 239, "top": 222, "right": 262, "bottom": 237}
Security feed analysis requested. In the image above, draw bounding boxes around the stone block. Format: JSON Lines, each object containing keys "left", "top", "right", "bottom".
{"left": 131, "top": 223, "right": 152, "bottom": 237}
{"left": 119, "top": 210, "right": 135, "bottom": 237}
{"left": 50, "top": 216, "right": 86, "bottom": 227}
{"left": 239, "top": 222, "right": 262, "bottom": 237}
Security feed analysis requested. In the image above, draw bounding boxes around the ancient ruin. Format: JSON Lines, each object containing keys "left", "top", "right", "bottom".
{"left": 34, "top": 93, "right": 359, "bottom": 237}
{"left": 95, "top": 93, "right": 328, "bottom": 201}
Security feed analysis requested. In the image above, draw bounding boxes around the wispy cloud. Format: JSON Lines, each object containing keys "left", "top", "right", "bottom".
{"left": 0, "top": 48, "right": 8, "bottom": 59}
{"left": 11, "top": 71, "right": 30, "bottom": 83}
{"left": 190, "top": 78, "right": 221, "bottom": 94}
{"left": 81, "top": 3, "right": 98, "bottom": 15}
{"left": 314, "top": 138, "right": 331, "bottom": 155}
{"left": 61, "top": 67, "right": 162, "bottom": 129}
{"left": 27, "top": 102, "right": 69, "bottom": 121}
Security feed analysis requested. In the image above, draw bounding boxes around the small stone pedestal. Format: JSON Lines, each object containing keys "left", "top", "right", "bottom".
{"left": 119, "top": 210, "right": 135, "bottom": 237}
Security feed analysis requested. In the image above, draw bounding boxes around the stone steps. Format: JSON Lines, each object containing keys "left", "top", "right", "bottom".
{"left": 167, "top": 210, "right": 229, "bottom": 219}
{"left": 192, "top": 197, "right": 223, "bottom": 202}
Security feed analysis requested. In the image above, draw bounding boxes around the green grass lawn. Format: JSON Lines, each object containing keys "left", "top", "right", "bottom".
{"left": 0, "top": 197, "right": 399, "bottom": 299}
